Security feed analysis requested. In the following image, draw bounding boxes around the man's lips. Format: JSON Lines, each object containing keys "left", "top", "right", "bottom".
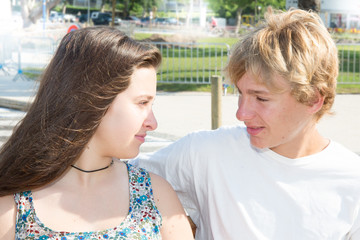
{"left": 246, "top": 126, "right": 264, "bottom": 136}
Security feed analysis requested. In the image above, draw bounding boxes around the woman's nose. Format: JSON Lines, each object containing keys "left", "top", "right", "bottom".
{"left": 144, "top": 109, "right": 158, "bottom": 131}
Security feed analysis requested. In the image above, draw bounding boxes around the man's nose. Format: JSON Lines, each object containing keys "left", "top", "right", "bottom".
{"left": 236, "top": 96, "right": 255, "bottom": 121}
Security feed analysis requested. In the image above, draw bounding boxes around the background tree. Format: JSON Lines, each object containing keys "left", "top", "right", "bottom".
{"left": 21, "top": 0, "right": 62, "bottom": 28}
{"left": 110, "top": 0, "right": 157, "bottom": 18}
{"left": 208, "top": 0, "right": 252, "bottom": 34}
{"left": 254, "top": 0, "right": 286, "bottom": 21}
{"left": 298, "top": 0, "right": 320, "bottom": 13}
{"left": 207, "top": 0, "right": 285, "bottom": 34}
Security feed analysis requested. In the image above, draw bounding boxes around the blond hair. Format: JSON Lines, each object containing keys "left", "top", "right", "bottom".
{"left": 226, "top": 8, "right": 338, "bottom": 120}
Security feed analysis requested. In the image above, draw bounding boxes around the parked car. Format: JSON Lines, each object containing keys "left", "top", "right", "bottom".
{"left": 91, "top": 12, "right": 111, "bottom": 25}
{"left": 64, "top": 14, "right": 76, "bottom": 23}
{"left": 141, "top": 16, "right": 150, "bottom": 26}
{"left": 49, "top": 11, "right": 64, "bottom": 22}
{"left": 165, "top": 17, "right": 183, "bottom": 25}
{"left": 154, "top": 17, "right": 166, "bottom": 25}
{"left": 79, "top": 14, "right": 89, "bottom": 23}
{"left": 123, "top": 16, "right": 142, "bottom": 26}
{"left": 90, "top": 12, "right": 121, "bottom": 25}
{"left": 112, "top": 17, "right": 121, "bottom": 25}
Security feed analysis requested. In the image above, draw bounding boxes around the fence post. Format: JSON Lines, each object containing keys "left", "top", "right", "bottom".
{"left": 211, "top": 75, "right": 222, "bottom": 129}
{"left": 13, "top": 38, "right": 28, "bottom": 81}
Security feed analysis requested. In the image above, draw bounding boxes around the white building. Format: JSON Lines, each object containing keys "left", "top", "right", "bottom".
{"left": 286, "top": 0, "right": 360, "bottom": 30}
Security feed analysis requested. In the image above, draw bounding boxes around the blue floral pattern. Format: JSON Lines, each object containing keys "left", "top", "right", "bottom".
{"left": 14, "top": 163, "right": 162, "bottom": 239}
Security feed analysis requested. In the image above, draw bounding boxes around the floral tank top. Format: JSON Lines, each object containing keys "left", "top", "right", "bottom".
{"left": 14, "top": 163, "right": 162, "bottom": 240}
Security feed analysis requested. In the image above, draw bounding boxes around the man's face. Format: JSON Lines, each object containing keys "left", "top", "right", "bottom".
{"left": 235, "top": 72, "right": 318, "bottom": 157}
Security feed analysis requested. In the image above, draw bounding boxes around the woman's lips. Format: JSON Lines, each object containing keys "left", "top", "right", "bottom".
{"left": 135, "top": 134, "right": 146, "bottom": 143}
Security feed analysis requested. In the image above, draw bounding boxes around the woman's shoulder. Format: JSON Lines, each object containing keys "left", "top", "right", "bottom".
{"left": 125, "top": 162, "right": 172, "bottom": 192}
{"left": 148, "top": 172, "right": 173, "bottom": 192}
{"left": 126, "top": 161, "right": 150, "bottom": 178}
{"left": 125, "top": 162, "right": 171, "bottom": 194}
{"left": 0, "top": 194, "right": 16, "bottom": 239}
{"left": 148, "top": 172, "right": 194, "bottom": 239}
{"left": 125, "top": 163, "right": 194, "bottom": 239}
{"left": 148, "top": 172, "right": 176, "bottom": 208}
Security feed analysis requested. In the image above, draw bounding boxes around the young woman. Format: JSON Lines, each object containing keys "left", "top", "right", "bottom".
{"left": 0, "top": 27, "right": 193, "bottom": 240}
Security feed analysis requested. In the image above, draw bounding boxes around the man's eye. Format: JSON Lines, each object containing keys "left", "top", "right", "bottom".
{"left": 139, "top": 101, "right": 149, "bottom": 105}
{"left": 256, "top": 97, "right": 268, "bottom": 102}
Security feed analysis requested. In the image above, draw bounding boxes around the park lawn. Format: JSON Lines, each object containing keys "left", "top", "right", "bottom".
{"left": 23, "top": 34, "right": 360, "bottom": 93}
{"left": 337, "top": 44, "right": 360, "bottom": 85}
{"left": 153, "top": 39, "right": 229, "bottom": 84}
{"left": 157, "top": 82, "right": 360, "bottom": 94}
{"left": 134, "top": 33, "right": 239, "bottom": 47}
{"left": 158, "top": 50, "right": 226, "bottom": 84}
{"left": 140, "top": 34, "right": 360, "bottom": 92}
{"left": 336, "top": 84, "right": 360, "bottom": 94}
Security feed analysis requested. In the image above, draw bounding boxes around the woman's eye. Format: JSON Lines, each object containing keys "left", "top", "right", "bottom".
{"left": 140, "top": 101, "right": 149, "bottom": 105}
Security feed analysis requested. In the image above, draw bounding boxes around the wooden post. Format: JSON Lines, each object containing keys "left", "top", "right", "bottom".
{"left": 111, "top": 0, "right": 116, "bottom": 27}
{"left": 211, "top": 75, "right": 222, "bottom": 129}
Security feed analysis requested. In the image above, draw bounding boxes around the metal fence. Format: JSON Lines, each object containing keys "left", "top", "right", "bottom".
{"left": 153, "top": 42, "right": 230, "bottom": 84}
{"left": 0, "top": 31, "right": 64, "bottom": 81}
{"left": 14, "top": 37, "right": 55, "bottom": 81}
{"left": 1, "top": 34, "right": 359, "bottom": 85}
{"left": 337, "top": 44, "right": 360, "bottom": 84}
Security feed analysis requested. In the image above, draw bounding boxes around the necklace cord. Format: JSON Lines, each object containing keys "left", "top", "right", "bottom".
{"left": 70, "top": 159, "right": 114, "bottom": 173}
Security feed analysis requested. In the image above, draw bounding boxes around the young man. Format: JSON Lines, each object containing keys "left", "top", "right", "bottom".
{"left": 132, "top": 9, "right": 360, "bottom": 239}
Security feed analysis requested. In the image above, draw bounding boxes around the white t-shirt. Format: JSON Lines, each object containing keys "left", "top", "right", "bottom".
{"left": 132, "top": 126, "right": 360, "bottom": 240}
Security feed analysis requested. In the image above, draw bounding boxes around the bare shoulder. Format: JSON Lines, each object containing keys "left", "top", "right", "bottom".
{"left": 149, "top": 173, "right": 194, "bottom": 240}
{"left": 0, "top": 194, "right": 16, "bottom": 239}
{"left": 149, "top": 172, "right": 183, "bottom": 208}
{"left": 149, "top": 173, "right": 175, "bottom": 196}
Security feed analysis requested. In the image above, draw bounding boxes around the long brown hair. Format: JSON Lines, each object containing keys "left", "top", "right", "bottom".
{"left": 0, "top": 27, "right": 161, "bottom": 196}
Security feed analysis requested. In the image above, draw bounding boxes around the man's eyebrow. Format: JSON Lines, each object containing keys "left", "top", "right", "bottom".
{"left": 237, "top": 88, "right": 270, "bottom": 95}
{"left": 247, "top": 89, "right": 270, "bottom": 95}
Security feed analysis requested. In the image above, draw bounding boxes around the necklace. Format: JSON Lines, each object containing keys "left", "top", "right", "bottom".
{"left": 71, "top": 159, "right": 114, "bottom": 173}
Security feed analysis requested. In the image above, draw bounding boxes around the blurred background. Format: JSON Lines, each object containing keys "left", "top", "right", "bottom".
{"left": 0, "top": 0, "right": 359, "bottom": 92}
{"left": 0, "top": 0, "right": 360, "bottom": 154}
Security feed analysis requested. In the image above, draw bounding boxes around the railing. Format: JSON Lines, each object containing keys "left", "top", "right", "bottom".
{"left": 153, "top": 42, "right": 230, "bottom": 84}
{"left": 0, "top": 35, "right": 17, "bottom": 76}
{"left": 337, "top": 44, "right": 360, "bottom": 84}
{"left": 1, "top": 34, "right": 359, "bottom": 85}
{"left": 13, "top": 37, "right": 55, "bottom": 81}
{"left": 0, "top": 33, "right": 62, "bottom": 81}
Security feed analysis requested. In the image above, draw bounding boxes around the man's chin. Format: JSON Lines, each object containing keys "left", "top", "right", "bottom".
{"left": 250, "top": 138, "right": 268, "bottom": 150}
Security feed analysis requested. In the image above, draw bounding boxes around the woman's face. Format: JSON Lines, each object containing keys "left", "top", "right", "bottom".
{"left": 90, "top": 67, "right": 158, "bottom": 159}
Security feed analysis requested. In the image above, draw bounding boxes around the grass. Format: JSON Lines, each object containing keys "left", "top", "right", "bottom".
{"left": 196, "top": 37, "right": 239, "bottom": 47}
{"left": 157, "top": 83, "right": 212, "bottom": 92}
{"left": 336, "top": 84, "right": 360, "bottom": 94}
{"left": 133, "top": 33, "right": 153, "bottom": 40}
{"left": 22, "top": 33, "right": 360, "bottom": 94}
{"left": 157, "top": 83, "right": 360, "bottom": 94}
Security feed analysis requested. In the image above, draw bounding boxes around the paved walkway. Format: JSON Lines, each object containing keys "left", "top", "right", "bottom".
{"left": 1, "top": 74, "right": 360, "bottom": 155}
